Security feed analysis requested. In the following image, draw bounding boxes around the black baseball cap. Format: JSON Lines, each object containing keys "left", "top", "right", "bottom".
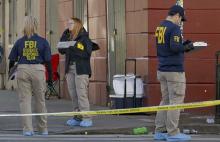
{"left": 168, "top": 5, "right": 186, "bottom": 22}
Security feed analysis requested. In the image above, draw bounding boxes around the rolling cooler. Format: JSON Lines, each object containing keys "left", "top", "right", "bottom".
{"left": 110, "top": 58, "right": 144, "bottom": 109}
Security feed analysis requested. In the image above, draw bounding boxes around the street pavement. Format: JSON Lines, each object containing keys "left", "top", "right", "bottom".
{"left": 0, "top": 89, "right": 220, "bottom": 138}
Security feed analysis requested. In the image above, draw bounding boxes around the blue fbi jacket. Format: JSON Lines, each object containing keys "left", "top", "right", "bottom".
{"left": 9, "top": 34, "right": 51, "bottom": 64}
{"left": 155, "top": 20, "right": 185, "bottom": 72}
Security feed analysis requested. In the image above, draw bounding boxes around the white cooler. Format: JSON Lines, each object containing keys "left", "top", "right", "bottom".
{"left": 110, "top": 74, "right": 144, "bottom": 108}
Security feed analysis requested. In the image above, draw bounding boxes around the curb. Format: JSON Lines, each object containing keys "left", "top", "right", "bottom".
{"left": 59, "top": 124, "right": 220, "bottom": 135}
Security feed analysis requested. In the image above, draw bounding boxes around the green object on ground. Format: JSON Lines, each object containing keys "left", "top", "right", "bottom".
{"left": 132, "top": 127, "right": 148, "bottom": 135}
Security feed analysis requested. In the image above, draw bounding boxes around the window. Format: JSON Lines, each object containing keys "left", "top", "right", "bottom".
{"left": 73, "top": 0, "right": 88, "bottom": 30}
{"left": 0, "top": 0, "right": 4, "bottom": 44}
{"left": 0, "top": 0, "right": 6, "bottom": 73}
{"left": 25, "top": 0, "right": 31, "bottom": 16}
{"left": 9, "top": 0, "right": 17, "bottom": 44}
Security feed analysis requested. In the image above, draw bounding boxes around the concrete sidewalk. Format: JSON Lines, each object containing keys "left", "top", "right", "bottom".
{"left": 0, "top": 90, "right": 220, "bottom": 135}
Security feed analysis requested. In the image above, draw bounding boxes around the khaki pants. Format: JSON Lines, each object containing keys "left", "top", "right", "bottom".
{"left": 66, "top": 64, "right": 91, "bottom": 119}
{"left": 155, "top": 71, "right": 186, "bottom": 135}
{"left": 16, "top": 64, "right": 47, "bottom": 132}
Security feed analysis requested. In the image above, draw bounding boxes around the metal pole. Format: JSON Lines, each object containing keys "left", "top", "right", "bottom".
{"left": 133, "top": 59, "right": 137, "bottom": 108}
{"left": 124, "top": 59, "right": 127, "bottom": 108}
{"left": 176, "top": 0, "right": 184, "bottom": 39}
{"left": 176, "top": 0, "right": 183, "bottom": 7}
{"left": 215, "top": 51, "right": 220, "bottom": 123}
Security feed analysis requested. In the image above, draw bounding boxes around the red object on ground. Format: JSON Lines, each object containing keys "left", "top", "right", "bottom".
{"left": 45, "top": 54, "right": 59, "bottom": 81}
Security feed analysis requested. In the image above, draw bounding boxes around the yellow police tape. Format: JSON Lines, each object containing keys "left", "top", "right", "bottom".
{"left": 0, "top": 100, "right": 219, "bottom": 117}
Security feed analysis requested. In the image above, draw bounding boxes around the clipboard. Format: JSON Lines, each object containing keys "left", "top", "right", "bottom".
{"left": 192, "top": 41, "right": 208, "bottom": 51}
{"left": 57, "top": 41, "right": 76, "bottom": 49}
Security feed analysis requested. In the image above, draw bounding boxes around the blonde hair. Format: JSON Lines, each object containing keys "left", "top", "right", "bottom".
{"left": 70, "top": 17, "right": 83, "bottom": 39}
{"left": 23, "top": 16, "right": 38, "bottom": 38}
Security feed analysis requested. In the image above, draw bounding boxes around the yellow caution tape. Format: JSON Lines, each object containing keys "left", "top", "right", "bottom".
{"left": 57, "top": 100, "right": 220, "bottom": 116}
{"left": 0, "top": 100, "right": 219, "bottom": 117}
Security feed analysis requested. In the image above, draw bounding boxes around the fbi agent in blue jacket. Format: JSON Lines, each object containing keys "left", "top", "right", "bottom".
{"left": 8, "top": 16, "right": 52, "bottom": 136}
{"left": 154, "top": 5, "right": 193, "bottom": 142}
{"left": 58, "top": 17, "right": 93, "bottom": 127}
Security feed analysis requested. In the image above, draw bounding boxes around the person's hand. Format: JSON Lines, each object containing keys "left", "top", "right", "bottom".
{"left": 8, "top": 68, "right": 11, "bottom": 75}
{"left": 183, "top": 40, "right": 194, "bottom": 52}
{"left": 9, "top": 67, "right": 15, "bottom": 80}
{"left": 8, "top": 64, "right": 17, "bottom": 80}
{"left": 183, "top": 40, "right": 192, "bottom": 46}
{"left": 8, "top": 65, "right": 14, "bottom": 74}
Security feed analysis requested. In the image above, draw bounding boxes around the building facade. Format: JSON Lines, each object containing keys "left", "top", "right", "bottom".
{"left": 0, "top": 0, "right": 219, "bottom": 114}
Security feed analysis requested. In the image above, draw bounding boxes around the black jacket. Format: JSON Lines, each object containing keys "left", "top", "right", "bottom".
{"left": 58, "top": 28, "right": 92, "bottom": 77}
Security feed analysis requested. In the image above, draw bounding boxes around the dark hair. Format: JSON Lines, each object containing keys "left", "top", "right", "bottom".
{"left": 168, "top": 11, "right": 178, "bottom": 16}
{"left": 168, "top": 5, "right": 186, "bottom": 21}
